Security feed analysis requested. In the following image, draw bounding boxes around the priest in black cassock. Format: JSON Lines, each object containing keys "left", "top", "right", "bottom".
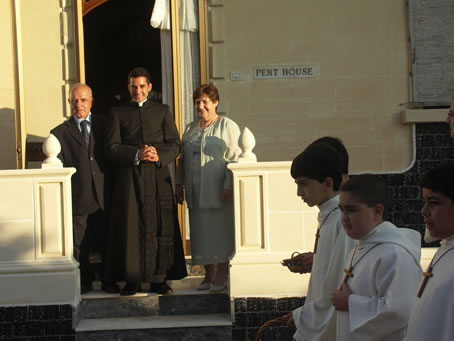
{"left": 104, "top": 67, "right": 187, "bottom": 295}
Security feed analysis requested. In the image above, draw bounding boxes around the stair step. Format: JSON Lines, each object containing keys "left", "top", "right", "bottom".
{"left": 91, "top": 276, "right": 204, "bottom": 292}
{"left": 80, "top": 289, "right": 230, "bottom": 319}
{"left": 76, "top": 314, "right": 232, "bottom": 341}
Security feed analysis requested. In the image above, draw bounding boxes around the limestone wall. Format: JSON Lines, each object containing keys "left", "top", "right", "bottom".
{"left": 0, "top": 0, "right": 80, "bottom": 169}
{"left": 208, "top": 0, "right": 413, "bottom": 172}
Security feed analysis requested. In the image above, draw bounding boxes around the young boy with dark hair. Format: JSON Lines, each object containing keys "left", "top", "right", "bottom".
{"left": 405, "top": 162, "right": 454, "bottom": 341}
{"left": 331, "top": 174, "right": 422, "bottom": 341}
{"left": 285, "top": 141, "right": 355, "bottom": 341}
{"left": 311, "top": 136, "right": 349, "bottom": 184}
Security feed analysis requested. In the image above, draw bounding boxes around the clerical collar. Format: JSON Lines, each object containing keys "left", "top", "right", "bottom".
{"left": 137, "top": 99, "right": 148, "bottom": 107}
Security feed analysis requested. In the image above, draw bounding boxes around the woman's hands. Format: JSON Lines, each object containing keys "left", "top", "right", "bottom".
{"left": 175, "top": 184, "right": 184, "bottom": 204}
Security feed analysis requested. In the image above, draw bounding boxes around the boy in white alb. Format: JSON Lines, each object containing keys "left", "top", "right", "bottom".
{"left": 284, "top": 140, "right": 355, "bottom": 341}
{"left": 405, "top": 163, "right": 454, "bottom": 341}
{"left": 331, "top": 174, "right": 422, "bottom": 341}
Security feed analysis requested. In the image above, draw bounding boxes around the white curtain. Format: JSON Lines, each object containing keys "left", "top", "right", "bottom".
{"left": 150, "top": 0, "right": 201, "bottom": 128}
{"left": 151, "top": 0, "right": 201, "bottom": 241}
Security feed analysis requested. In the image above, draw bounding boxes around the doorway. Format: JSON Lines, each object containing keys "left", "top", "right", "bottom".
{"left": 83, "top": 0, "right": 162, "bottom": 115}
{"left": 81, "top": 0, "right": 205, "bottom": 255}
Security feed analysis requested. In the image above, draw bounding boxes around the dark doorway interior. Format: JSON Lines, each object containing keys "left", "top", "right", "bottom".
{"left": 83, "top": 0, "right": 161, "bottom": 116}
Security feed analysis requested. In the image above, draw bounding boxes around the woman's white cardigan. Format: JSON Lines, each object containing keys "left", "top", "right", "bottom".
{"left": 176, "top": 116, "right": 241, "bottom": 209}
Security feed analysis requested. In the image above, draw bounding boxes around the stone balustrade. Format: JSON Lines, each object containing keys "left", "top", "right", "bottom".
{"left": 0, "top": 134, "right": 79, "bottom": 306}
{"left": 229, "top": 127, "right": 437, "bottom": 299}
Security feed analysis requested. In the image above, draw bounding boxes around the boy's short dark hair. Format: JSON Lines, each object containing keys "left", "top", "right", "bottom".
{"left": 128, "top": 67, "right": 151, "bottom": 84}
{"left": 420, "top": 162, "right": 454, "bottom": 203}
{"left": 341, "top": 174, "right": 389, "bottom": 213}
{"left": 291, "top": 142, "right": 344, "bottom": 191}
{"left": 311, "top": 136, "right": 349, "bottom": 175}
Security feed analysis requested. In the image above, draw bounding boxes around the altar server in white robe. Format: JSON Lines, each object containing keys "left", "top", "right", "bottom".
{"left": 283, "top": 141, "right": 355, "bottom": 341}
{"left": 405, "top": 162, "right": 454, "bottom": 341}
{"left": 331, "top": 174, "right": 422, "bottom": 341}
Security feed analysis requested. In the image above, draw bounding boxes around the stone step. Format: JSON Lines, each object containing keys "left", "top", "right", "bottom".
{"left": 76, "top": 313, "right": 232, "bottom": 341}
{"left": 80, "top": 288, "right": 230, "bottom": 319}
{"left": 91, "top": 275, "right": 204, "bottom": 292}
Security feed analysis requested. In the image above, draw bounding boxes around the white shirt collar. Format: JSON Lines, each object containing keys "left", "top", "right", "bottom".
{"left": 73, "top": 112, "right": 92, "bottom": 125}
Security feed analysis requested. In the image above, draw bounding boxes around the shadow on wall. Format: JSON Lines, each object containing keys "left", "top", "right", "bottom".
{"left": 0, "top": 108, "right": 17, "bottom": 169}
{"left": 0, "top": 222, "right": 34, "bottom": 263}
{"left": 26, "top": 134, "right": 47, "bottom": 169}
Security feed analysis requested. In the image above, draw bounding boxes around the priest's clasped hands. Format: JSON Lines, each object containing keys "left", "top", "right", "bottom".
{"left": 331, "top": 284, "right": 351, "bottom": 311}
{"left": 139, "top": 144, "right": 160, "bottom": 163}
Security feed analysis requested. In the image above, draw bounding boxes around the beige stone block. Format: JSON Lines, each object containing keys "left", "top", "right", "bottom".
{"left": 0, "top": 221, "right": 35, "bottom": 262}
{"left": 0, "top": 178, "right": 34, "bottom": 219}
{"left": 384, "top": 142, "right": 413, "bottom": 172}
{"left": 402, "top": 109, "right": 447, "bottom": 123}
{"left": 0, "top": 1, "right": 14, "bottom": 89}
{"left": 36, "top": 182, "right": 65, "bottom": 258}
{"left": 335, "top": 76, "right": 385, "bottom": 105}
{"left": 236, "top": 176, "right": 264, "bottom": 250}
{"left": 209, "top": 6, "right": 224, "bottom": 43}
{"left": 17, "top": 0, "right": 68, "bottom": 140}
{"left": 210, "top": 44, "right": 225, "bottom": 79}
{"left": 209, "top": 0, "right": 224, "bottom": 6}
{"left": 0, "top": 270, "right": 79, "bottom": 305}
{"left": 267, "top": 172, "right": 302, "bottom": 212}
{"left": 349, "top": 145, "right": 384, "bottom": 173}
{"left": 230, "top": 262, "right": 309, "bottom": 297}
{"left": 383, "top": 74, "right": 410, "bottom": 105}
{"left": 268, "top": 213, "right": 304, "bottom": 252}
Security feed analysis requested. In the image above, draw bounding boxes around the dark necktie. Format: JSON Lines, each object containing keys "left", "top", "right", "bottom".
{"left": 80, "top": 120, "right": 89, "bottom": 147}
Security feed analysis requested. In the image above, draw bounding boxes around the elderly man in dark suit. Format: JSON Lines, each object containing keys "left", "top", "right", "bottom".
{"left": 51, "top": 83, "right": 119, "bottom": 294}
{"left": 104, "top": 67, "right": 187, "bottom": 296}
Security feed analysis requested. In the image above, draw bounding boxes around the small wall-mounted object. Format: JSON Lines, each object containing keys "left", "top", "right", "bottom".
{"left": 230, "top": 72, "right": 243, "bottom": 81}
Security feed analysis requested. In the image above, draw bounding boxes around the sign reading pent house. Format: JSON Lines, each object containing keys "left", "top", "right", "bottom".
{"left": 254, "top": 65, "right": 319, "bottom": 79}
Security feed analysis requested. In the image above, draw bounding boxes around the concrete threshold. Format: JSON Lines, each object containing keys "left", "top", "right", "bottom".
{"left": 76, "top": 313, "right": 232, "bottom": 332}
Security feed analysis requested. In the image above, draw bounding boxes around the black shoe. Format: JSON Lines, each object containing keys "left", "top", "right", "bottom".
{"left": 150, "top": 282, "right": 173, "bottom": 294}
{"left": 81, "top": 282, "right": 93, "bottom": 295}
{"left": 102, "top": 282, "right": 120, "bottom": 294}
{"left": 120, "top": 283, "right": 139, "bottom": 296}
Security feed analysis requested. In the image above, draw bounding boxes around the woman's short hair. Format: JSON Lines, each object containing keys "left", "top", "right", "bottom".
{"left": 193, "top": 84, "right": 220, "bottom": 104}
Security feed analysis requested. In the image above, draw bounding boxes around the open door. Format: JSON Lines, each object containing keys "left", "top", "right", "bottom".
{"left": 77, "top": 0, "right": 209, "bottom": 255}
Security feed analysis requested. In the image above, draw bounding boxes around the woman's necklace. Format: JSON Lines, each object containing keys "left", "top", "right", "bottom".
{"left": 200, "top": 114, "right": 219, "bottom": 128}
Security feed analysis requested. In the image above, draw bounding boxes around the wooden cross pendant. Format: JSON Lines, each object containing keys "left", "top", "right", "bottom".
{"left": 313, "top": 229, "right": 321, "bottom": 254}
{"left": 417, "top": 266, "right": 433, "bottom": 298}
{"left": 339, "top": 266, "right": 353, "bottom": 290}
